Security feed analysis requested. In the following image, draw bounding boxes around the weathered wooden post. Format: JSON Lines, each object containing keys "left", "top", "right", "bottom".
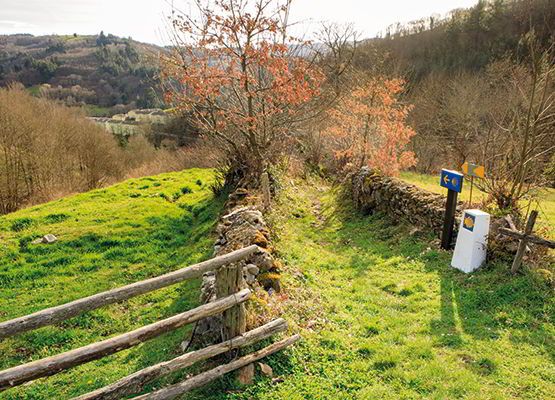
{"left": 216, "top": 262, "right": 246, "bottom": 343}
{"left": 510, "top": 210, "right": 538, "bottom": 274}
{"left": 440, "top": 169, "right": 464, "bottom": 250}
{"left": 216, "top": 259, "right": 250, "bottom": 383}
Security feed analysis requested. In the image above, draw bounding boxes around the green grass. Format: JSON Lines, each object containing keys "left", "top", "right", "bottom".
{"left": 26, "top": 85, "right": 41, "bottom": 96}
{"left": 190, "top": 178, "right": 554, "bottom": 400}
{"left": 0, "top": 168, "right": 222, "bottom": 399}
{"left": 82, "top": 104, "right": 113, "bottom": 117}
{"left": 2, "top": 172, "right": 553, "bottom": 399}
{"left": 400, "top": 171, "right": 555, "bottom": 236}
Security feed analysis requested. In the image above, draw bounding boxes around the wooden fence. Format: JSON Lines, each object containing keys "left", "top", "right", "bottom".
{"left": 0, "top": 245, "right": 298, "bottom": 399}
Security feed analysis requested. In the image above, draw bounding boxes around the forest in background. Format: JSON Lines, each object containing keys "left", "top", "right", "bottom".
{"left": 368, "top": 0, "right": 554, "bottom": 79}
{"left": 0, "top": 33, "right": 163, "bottom": 113}
{"left": 353, "top": 0, "right": 555, "bottom": 188}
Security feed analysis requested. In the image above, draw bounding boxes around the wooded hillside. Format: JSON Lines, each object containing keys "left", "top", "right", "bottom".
{"left": 0, "top": 33, "right": 163, "bottom": 111}
{"left": 363, "top": 0, "right": 554, "bottom": 81}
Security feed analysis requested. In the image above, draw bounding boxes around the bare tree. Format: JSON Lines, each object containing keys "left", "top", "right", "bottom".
{"left": 477, "top": 36, "right": 555, "bottom": 210}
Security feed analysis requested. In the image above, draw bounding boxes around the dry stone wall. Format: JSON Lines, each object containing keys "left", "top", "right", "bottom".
{"left": 351, "top": 167, "right": 463, "bottom": 236}
{"left": 195, "top": 188, "right": 281, "bottom": 343}
{"left": 351, "top": 168, "right": 533, "bottom": 265}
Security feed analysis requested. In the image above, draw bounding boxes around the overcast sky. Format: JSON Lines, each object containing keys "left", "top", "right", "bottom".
{"left": 0, "top": 0, "right": 478, "bottom": 45}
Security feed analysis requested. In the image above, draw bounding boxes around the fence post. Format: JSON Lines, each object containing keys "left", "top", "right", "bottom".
{"left": 511, "top": 210, "right": 538, "bottom": 274}
{"left": 216, "top": 262, "right": 246, "bottom": 343}
{"left": 216, "top": 258, "right": 250, "bottom": 383}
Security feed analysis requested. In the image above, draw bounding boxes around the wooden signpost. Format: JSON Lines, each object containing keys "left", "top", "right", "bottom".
{"left": 440, "top": 169, "right": 464, "bottom": 250}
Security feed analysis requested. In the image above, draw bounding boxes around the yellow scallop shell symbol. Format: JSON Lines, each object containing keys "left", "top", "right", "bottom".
{"left": 464, "top": 216, "right": 475, "bottom": 229}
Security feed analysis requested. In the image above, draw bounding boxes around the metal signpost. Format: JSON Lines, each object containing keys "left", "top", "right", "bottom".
{"left": 440, "top": 169, "right": 464, "bottom": 250}
{"left": 461, "top": 162, "right": 485, "bottom": 206}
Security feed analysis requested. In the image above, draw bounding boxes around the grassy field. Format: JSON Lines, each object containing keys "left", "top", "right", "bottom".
{"left": 0, "top": 169, "right": 222, "bottom": 399}
{"left": 400, "top": 171, "right": 555, "bottom": 236}
{"left": 1, "top": 171, "right": 553, "bottom": 400}
{"left": 190, "top": 179, "right": 554, "bottom": 400}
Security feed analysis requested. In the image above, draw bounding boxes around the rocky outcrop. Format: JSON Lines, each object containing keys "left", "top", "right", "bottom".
{"left": 352, "top": 167, "right": 463, "bottom": 236}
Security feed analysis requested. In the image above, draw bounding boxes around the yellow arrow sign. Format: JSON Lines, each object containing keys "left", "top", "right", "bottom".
{"left": 473, "top": 165, "right": 485, "bottom": 178}
{"left": 461, "top": 162, "right": 485, "bottom": 179}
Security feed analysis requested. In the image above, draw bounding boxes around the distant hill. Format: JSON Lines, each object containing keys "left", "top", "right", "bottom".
{"left": 0, "top": 33, "right": 164, "bottom": 114}
{"left": 359, "top": 0, "right": 554, "bottom": 81}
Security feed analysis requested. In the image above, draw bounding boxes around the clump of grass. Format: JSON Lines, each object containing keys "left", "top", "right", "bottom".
{"left": 475, "top": 358, "right": 496, "bottom": 376}
{"left": 44, "top": 213, "right": 70, "bottom": 224}
{"left": 11, "top": 217, "right": 35, "bottom": 232}
{"left": 356, "top": 346, "right": 375, "bottom": 358}
{"left": 381, "top": 283, "right": 397, "bottom": 293}
{"left": 374, "top": 360, "right": 397, "bottom": 371}
{"left": 363, "top": 325, "right": 380, "bottom": 337}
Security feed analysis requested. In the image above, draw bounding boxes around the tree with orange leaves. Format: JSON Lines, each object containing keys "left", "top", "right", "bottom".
{"left": 324, "top": 77, "right": 416, "bottom": 176}
{"left": 162, "top": 0, "right": 324, "bottom": 187}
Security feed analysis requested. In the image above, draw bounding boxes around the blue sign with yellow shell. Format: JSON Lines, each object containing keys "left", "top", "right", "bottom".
{"left": 463, "top": 213, "right": 475, "bottom": 232}
{"left": 440, "top": 169, "right": 464, "bottom": 193}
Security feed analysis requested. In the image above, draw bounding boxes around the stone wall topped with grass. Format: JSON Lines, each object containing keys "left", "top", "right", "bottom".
{"left": 352, "top": 167, "right": 462, "bottom": 236}
{"left": 196, "top": 188, "right": 282, "bottom": 343}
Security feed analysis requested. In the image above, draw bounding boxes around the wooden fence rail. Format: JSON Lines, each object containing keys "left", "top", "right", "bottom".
{"left": 0, "top": 245, "right": 259, "bottom": 340}
{"left": 74, "top": 318, "right": 288, "bottom": 400}
{"left": 134, "top": 334, "right": 301, "bottom": 400}
{"left": 0, "top": 245, "right": 297, "bottom": 398}
{"left": 497, "top": 210, "right": 555, "bottom": 274}
{"left": 0, "top": 289, "right": 251, "bottom": 391}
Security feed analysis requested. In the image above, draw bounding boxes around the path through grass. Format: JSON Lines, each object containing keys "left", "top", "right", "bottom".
{"left": 200, "top": 178, "right": 554, "bottom": 400}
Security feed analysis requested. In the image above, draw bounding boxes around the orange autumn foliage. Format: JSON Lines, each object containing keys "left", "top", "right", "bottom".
{"left": 162, "top": 0, "right": 324, "bottom": 185}
{"left": 325, "top": 78, "right": 417, "bottom": 176}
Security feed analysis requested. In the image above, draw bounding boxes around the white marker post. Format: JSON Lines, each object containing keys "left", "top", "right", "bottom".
{"left": 451, "top": 209, "right": 490, "bottom": 273}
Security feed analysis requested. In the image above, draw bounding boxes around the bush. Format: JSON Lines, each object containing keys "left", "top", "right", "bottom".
{"left": 33, "top": 59, "right": 58, "bottom": 81}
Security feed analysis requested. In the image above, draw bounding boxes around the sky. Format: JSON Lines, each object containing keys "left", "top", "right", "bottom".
{"left": 0, "top": 0, "right": 479, "bottom": 45}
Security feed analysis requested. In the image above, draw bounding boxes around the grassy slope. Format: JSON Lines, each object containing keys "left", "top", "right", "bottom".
{"left": 399, "top": 172, "right": 555, "bottom": 236}
{"left": 196, "top": 179, "right": 554, "bottom": 400}
{"left": 0, "top": 169, "right": 222, "bottom": 399}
